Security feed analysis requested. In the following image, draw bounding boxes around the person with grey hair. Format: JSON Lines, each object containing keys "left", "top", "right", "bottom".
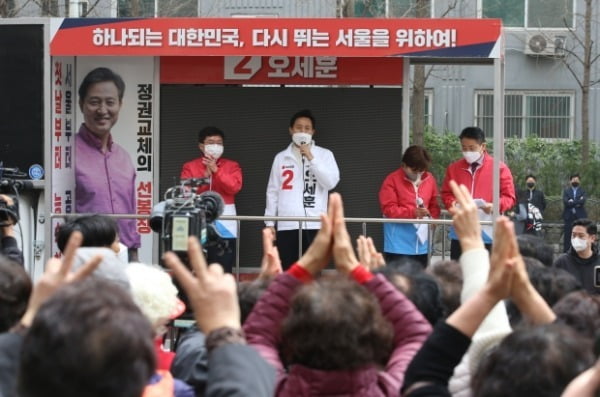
{"left": 73, "top": 247, "right": 130, "bottom": 291}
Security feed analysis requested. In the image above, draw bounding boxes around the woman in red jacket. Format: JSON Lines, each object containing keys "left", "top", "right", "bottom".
{"left": 379, "top": 145, "right": 441, "bottom": 268}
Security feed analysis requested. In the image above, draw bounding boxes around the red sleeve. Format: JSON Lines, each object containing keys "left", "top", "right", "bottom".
{"left": 428, "top": 178, "right": 442, "bottom": 219}
{"left": 350, "top": 265, "right": 374, "bottom": 283}
{"left": 287, "top": 264, "right": 314, "bottom": 283}
{"left": 499, "top": 163, "right": 517, "bottom": 212}
{"left": 379, "top": 173, "right": 415, "bottom": 219}
{"left": 440, "top": 165, "right": 456, "bottom": 210}
{"left": 180, "top": 162, "right": 193, "bottom": 179}
{"left": 213, "top": 160, "right": 243, "bottom": 196}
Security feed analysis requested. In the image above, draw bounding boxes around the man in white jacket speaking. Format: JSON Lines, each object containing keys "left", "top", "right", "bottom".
{"left": 264, "top": 109, "right": 340, "bottom": 270}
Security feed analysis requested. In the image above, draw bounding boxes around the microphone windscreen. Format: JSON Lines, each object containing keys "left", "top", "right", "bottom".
{"left": 149, "top": 201, "right": 166, "bottom": 233}
{"left": 198, "top": 191, "right": 225, "bottom": 223}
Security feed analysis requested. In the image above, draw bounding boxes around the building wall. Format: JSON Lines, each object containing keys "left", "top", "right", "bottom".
{"left": 198, "top": 0, "right": 337, "bottom": 17}
{"left": 426, "top": 0, "right": 600, "bottom": 141}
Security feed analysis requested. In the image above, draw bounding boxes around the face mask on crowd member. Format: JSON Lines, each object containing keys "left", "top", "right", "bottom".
{"left": 460, "top": 137, "right": 485, "bottom": 165}
{"left": 571, "top": 224, "right": 596, "bottom": 253}
{"left": 526, "top": 178, "right": 536, "bottom": 189}
{"left": 571, "top": 237, "right": 588, "bottom": 252}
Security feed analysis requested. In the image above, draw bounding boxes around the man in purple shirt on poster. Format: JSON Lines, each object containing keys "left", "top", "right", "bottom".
{"left": 75, "top": 67, "right": 140, "bottom": 261}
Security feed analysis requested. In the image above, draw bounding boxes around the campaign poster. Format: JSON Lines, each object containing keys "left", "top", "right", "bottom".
{"left": 51, "top": 56, "right": 157, "bottom": 264}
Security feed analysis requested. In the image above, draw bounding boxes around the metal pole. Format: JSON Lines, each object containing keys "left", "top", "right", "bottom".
{"left": 235, "top": 219, "right": 240, "bottom": 281}
{"left": 402, "top": 57, "right": 411, "bottom": 150}
{"left": 493, "top": 56, "right": 505, "bottom": 227}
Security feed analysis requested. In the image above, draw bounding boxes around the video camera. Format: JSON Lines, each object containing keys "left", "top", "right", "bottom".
{"left": 150, "top": 178, "right": 226, "bottom": 258}
{"left": 0, "top": 165, "right": 33, "bottom": 227}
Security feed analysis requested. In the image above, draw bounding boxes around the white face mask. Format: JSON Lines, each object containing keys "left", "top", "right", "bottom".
{"left": 292, "top": 132, "right": 312, "bottom": 146}
{"left": 462, "top": 151, "right": 481, "bottom": 164}
{"left": 571, "top": 237, "right": 588, "bottom": 252}
{"left": 405, "top": 170, "right": 423, "bottom": 182}
{"left": 204, "top": 144, "right": 224, "bottom": 159}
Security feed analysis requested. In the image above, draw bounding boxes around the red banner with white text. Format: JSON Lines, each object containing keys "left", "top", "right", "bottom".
{"left": 160, "top": 56, "right": 404, "bottom": 85}
{"left": 50, "top": 18, "right": 502, "bottom": 58}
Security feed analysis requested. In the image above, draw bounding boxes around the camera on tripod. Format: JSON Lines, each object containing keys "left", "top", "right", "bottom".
{"left": 0, "top": 165, "right": 32, "bottom": 227}
{"left": 0, "top": 193, "right": 19, "bottom": 227}
{"left": 150, "top": 178, "right": 225, "bottom": 257}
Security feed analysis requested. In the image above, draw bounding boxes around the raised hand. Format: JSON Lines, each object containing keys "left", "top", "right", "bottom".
{"left": 356, "top": 235, "right": 385, "bottom": 271}
{"left": 164, "top": 237, "right": 240, "bottom": 333}
{"left": 485, "top": 216, "right": 517, "bottom": 301}
{"left": 449, "top": 180, "right": 485, "bottom": 252}
{"left": 297, "top": 210, "right": 333, "bottom": 275}
{"left": 562, "top": 359, "right": 600, "bottom": 397}
{"left": 259, "top": 227, "right": 282, "bottom": 279}
{"left": 328, "top": 193, "right": 359, "bottom": 274}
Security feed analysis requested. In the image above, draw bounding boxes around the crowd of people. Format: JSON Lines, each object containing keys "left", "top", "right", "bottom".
{"left": 2, "top": 171, "right": 600, "bottom": 396}
{"left": 2, "top": 64, "right": 600, "bottom": 395}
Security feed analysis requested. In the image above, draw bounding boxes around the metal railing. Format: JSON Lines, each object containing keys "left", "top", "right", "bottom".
{"left": 220, "top": 214, "right": 494, "bottom": 279}
{"left": 50, "top": 212, "right": 494, "bottom": 280}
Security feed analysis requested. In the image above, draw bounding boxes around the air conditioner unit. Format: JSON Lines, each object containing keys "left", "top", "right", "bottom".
{"left": 524, "top": 32, "right": 567, "bottom": 57}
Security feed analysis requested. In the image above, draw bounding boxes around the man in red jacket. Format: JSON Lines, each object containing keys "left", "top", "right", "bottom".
{"left": 181, "top": 126, "right": 242, "bottom": 273}
{"left": 441, "top": 126, "right": 516, "bottom": 260}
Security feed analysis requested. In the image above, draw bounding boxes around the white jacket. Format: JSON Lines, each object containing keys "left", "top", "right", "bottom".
{"left": 265, "top": 142, "right": 339, "bottom": 231}
{"left": 448, "top": 248, "right": 512, "bottom": 397}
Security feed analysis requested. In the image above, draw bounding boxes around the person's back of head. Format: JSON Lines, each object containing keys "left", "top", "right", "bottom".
{"left": 281, "top": 275, "right": 392, "bottom": 370}
{"left": 507, "top": 264, "right": 581, "bottom": 326}
{"left": 472, "top": 323, "right": 593, "bottom": 397}
{"left": 553, "top": 290, "right": 600, "bottom": 340}
{"left": 73, "top": 247, "right": 130, "bottom": 291}
{"left": 238, "top": 277, "right": 273, "bottom": 324}
{"left": 375, "top": 266, "right": 445, "bottom": 325}
{"left": 18, "top": 277, "right": 155, "bottom": 397}
{"left": 529, "top": 265, "right": 582, "bottom": 307}
{"left": 0, "top": 255, "right": 31, "bottom": 332}
{"left": 427, "top": 259, "right": 463, "bottom": 317}
{"left": 125, "top": 262, "right": 182, "bottom": 334}
{"left": 386, "top": 257, "right": 425, "bottom": 276}
{"left": 517, "top": 234, "right": 555, "bottom": 267}
{"left": 56, "top": 215, "right": 119, "bottom": 253}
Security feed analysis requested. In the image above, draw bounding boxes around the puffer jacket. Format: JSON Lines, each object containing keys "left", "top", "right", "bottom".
{"left": 244, "top": 272, "right": 432, "bottom": 397}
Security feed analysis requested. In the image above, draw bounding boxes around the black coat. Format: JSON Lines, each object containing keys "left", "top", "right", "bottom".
{"left": 518, "top": 188, "right": 547, "bottom": 214}
{"left": 562, "top": 186, "right": 587, "bottom": 222}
